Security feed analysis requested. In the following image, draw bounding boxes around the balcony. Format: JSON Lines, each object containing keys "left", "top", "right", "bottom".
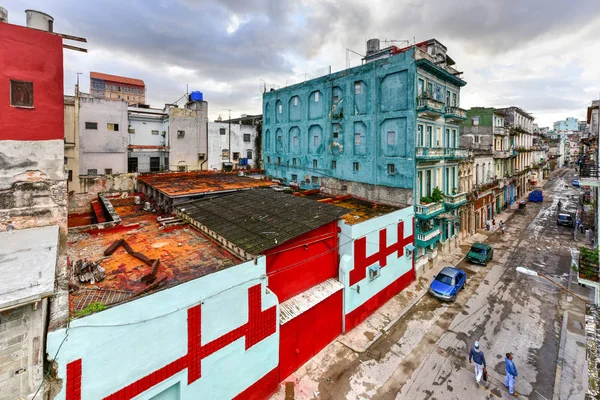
{"left": 415, "top": 201, "right": 444, "bottom": 220}
{"left": 444, "top": 106, "right": 467, "bottom": 123}
{"left": 417, "top": 97, "right": 445, "bottom": 119}
{"left": 443, "top": 192, "right": 467, "bottom": 208}
{"left": 580, "top": 163, "right": 600, "bottom": 186}
{"left": 415, "top": 226, "right": 441, "bottom": 248}
{"left": 444, "top": 148, "right": 469, "bottom": 160}
{"left": 416, "top": 147, "right": 444, "bottom": 161}
{"left": 493, "top": 150, "right": 515, "bottom": 159}
{"left": 493, "top": 127, "right": 507, "bottom": 136}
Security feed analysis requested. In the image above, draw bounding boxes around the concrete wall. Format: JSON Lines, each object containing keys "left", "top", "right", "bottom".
{"left": 208, "top": 122, "right": 258, "bottom": 171}
{"left": 321, "top": 177, "right": 413, "bottom": 207}
{"left": 339, "top": 207, "right": 415, "bottom": 331}
{"left": 79, "top": 97, "right": 128, "bottom": 175}
{"left": 64, "top": 94, "right": 81, "bottom": 193}
{"left": 128, "top": 113, "right": 168, "bottom": 147}
{"left": 46, "top": 257, "right": 279, "bottom": 400}
{"left": 263, "top": 49, "right": 416, "bottom": 191}
{"left": 169, "top": 102, "right": 208, "bottom": 171}
{"left": 68, "top": 173, "right": 137, "bottom": 214}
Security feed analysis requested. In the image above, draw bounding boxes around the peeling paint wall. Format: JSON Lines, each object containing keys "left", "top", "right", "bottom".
{"left": 169, "top": 103, "right": 208, "bottom": 171}
{"left": 208, "top": 122, "right": 258, "bottom": 171}
{"left": 68, "top": 173, "right": 137, "bottom": 213}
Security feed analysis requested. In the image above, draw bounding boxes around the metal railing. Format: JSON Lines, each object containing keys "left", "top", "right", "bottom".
{"left": 443, "top": 192, "right": 467, "bottom": 206}
{"left": 580, "top": 163, "right": 600, "bottom": 179}
{"left": 445, "top": 107, "right": 466, "bottom": 119}
{"left": 493, "top": 127, "right": 506, "bottom": 136}
{"left": 416, "top": 147, "right": 444, "bottom": 158}
{"left": 444, "top": 148, "right": 469, "bottom": 159}
{"left": 416, "top": 226, "right": 441, "bottom": 242}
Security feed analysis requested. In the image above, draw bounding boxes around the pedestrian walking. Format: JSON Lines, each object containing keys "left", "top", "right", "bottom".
{"left": 505, "top": 352, "right": 519, "bottom": 396}
{"left": 485, "top": 220, "right": 490, "bottom": 231}
{"left": 500, "top": 220, "right": 505, "bottom": 235}
{"left": 469, "top": 341, "right": 486, "bottom": 386}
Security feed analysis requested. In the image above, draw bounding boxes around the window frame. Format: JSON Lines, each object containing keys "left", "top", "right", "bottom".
{"left": 10, "top": 80, "right": 34, "bottom": 108}
{"left": 243, "top": 133, "right": 251, "bottom": 142}
{"left": 85, "top": 122, "right": 98, "bottom": 130}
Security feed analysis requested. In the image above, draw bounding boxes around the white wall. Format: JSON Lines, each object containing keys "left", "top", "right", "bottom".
{"left": 208, "top": 122, "right": 258, "bottom": 171}
{"left": 128, "top": 113, "right": 168, "bottom": 147}
{"left": 169, "top": 103, "right": 208, "bottom": 171}
{"left": 79, "top": 97, "right": 128, "bottom": 174}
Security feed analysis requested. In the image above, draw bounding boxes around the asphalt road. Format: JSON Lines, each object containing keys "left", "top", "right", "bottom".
{"left": 310, "top": 168, "right": 591, "bottom": 400}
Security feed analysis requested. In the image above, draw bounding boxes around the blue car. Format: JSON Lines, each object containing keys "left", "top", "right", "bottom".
{"left": 573, "top": 179, "right": 580, "bottom": 187}
{"left": 429, "top": 266, "right": 467, "bottom": 302}
{"left": 528, "top": 189, "right": 543, "bottom": 202}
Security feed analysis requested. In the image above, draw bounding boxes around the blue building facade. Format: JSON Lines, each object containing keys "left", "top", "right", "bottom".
{"left": 553, "top": 117, "right": 579, "bottom": 132}
{"left": 262, "top": 39, "right": 468, "bottom": 271}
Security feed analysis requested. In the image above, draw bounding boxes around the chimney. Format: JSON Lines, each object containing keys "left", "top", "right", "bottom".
{"left": 25, "top": 9, "right": 54, "bottom": 32}
{"left": 0, "top": 6, "right": 7, "bottom": 23}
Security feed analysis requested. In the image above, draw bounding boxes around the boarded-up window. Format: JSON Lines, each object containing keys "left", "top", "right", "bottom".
{"left": 387, "top": 131, "right": 396, "bottom": 145}
{"left": 10, "top": 80, "right": 33, "bottom": 107}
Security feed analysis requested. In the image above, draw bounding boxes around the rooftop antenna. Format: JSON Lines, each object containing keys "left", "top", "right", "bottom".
{"left": 346, "top": 48, "right": 365, "bottom": 68}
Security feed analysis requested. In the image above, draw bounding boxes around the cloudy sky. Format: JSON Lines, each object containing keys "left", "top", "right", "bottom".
{"left": 5, "top": 0, "right": 600, "bottom": 127}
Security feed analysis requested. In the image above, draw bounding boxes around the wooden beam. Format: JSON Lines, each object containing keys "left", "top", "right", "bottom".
{"left": 53, "top": 32, "right": 87, "bottom": 43}
{"left": 63, "top": 44, "right": 87, "bottom": 53}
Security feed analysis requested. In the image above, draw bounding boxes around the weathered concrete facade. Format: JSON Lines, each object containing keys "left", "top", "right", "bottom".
{"left": 208, "top": 121, "right": 258, "bottom": 171}
{"left": 168, "top": 102, "right": 208, "bottom": 172}
{"left": 64, "top": 93, "right": 80, "bottom": 193}
{"left": 79, "top": 96, "right": 129, "bottom": 175}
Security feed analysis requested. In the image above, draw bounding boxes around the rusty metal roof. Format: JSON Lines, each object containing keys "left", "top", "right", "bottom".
{"left": 279, "top": 278, "right": 343, "bottom": 324}
{"left": 67, "top": 196, "right": 239, "bottom": 312}
{"left": 138, "top": 172, "right": 276, "bottom": 198}
{"left": 178, "top": 189, "right": 348, "bottom": 255}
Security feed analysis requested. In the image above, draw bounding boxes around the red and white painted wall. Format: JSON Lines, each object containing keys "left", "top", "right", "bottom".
{"left": 339, "top": 206, "right": 415, "bottom": 332}
{"left": 47, "top": 258, "right": 279, "bottom": 400}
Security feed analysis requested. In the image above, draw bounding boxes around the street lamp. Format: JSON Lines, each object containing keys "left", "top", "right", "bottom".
{"left": 515, "top": 266, "right": 589, "bottom": 304}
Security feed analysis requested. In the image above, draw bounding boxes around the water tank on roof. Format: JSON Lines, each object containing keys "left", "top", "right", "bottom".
{"left": 25, "top": 9, "right": 54, "bottom": 32}
{"left": 366, "top": 38, "right": 380, "bottom": 55}
{"left": 0, "top": 7, "right": 8, "bottom": 23}
{"left": 190, "top": 91, "right": 203, "bottom": 102}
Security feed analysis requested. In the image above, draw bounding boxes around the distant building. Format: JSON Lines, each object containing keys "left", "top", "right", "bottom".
{"left": 207, "top": 117, "right": 261, "bottom": 172}
{"left": 579, "top": 120, "right": 588, "bottom": 133}
{"left": 90, "top": 71, "right": 146, "bottom": 105}
{"left": 553, "top": 117, "right": 579, "bottom": 132}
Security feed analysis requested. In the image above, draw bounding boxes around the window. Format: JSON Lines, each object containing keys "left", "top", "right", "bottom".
{"left": 220, "top": 128, "right": 226, "bottom": 135}
{"left": 278, "top": 104, "right": 283, "bottom": 113}
{"left": 417, "top": 125, "right": 424, "bottom": 146}
{"left": 177, "top": 130, "right": 185, "bottom": 138}
{"left": 474, "top": 135, "right": 480, "bottom": 143}
{"left": 314, "top": 92, "right": 320, "bottom": 102}
{"left": 313, "top": 136, "right": 320, "bottom": 147}
{"left": 293, "top": 136, "right": 299, "bottom": 146}
{"left": 311, "top": 176, "right": 319, "bottom": 184}
{"left": 105, "top": 168, "right": 112, "bottom": 175}
{"left": 68, "top": 170, "right": 73, "bottom": 181}
{"left": 267, "top": 156, "right": 270, "bottom": 163}
{"left": 354, "top": 133, "right": 361, "bottom": 145}
{"left": 446, "top": 90, "right": 451, "bottom": 105}
{"left": 417, "top": 79, "right": 424, "bottom": 96}
{"left": 354, "top": 82, "right": 361, "bottom": 95}
{"left": 292, "top": 158, "right": 297, "bottom": 165}
{"left": 243, "top": 133, "right": 251, "bottom": 142}
{"left": 247, "top": 150, "right": 253, "bottom": 159}
{"left": 426, "top": 82, "right": 433, "bottom": 96}
{"left": 85, "top": 122, "right": 98, "bottom": 130}
{"left": 472, "top": 116, "right": 479, "bottom": 126}
{"left": 150, "top": 157, "right": 160, "bottom": 172}
{"left": 333, "top": 96, "right": 339, "bottom": 102}
{"left": 10, "top": 80, "right": 34, "bottom": 108}
{"left": 118, "top": 86, "right": 122, "bottom": 92}
{"left": 108, "top": 123, "right": 119, "bottom": 131}
{"left": 313, "top": 159, "right": 318, "bottom": 168}
{"left": 293, "top": 96, "right": 299, "bottom": 106}
{"left": 333, "top": 131, "right": 339, "bottom": 139}
{"left": 387, "top": 131, "right": 395, "bottom": 145}
{"left": 128, "top": 157, "right": 138, "bottom": 173}
{"left": 277, "top": 157, "right": 281, "bottom": 165}
{"left": 332, "top": 160, "right": 336, "bottom": 169}
{"left": 233, "top": 152, "right": 239, "bottom": 160}
{"left": 87, "top": 169, "right": 97, "bottom": 176}
{"left": 388, "top": 164, "right": 395, "bottom": 174}
{"left": 353, "top": 162, "right": 359, "bottom": 171}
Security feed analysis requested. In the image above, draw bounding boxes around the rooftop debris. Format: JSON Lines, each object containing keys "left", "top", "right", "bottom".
{"left": 74, "top": 259, "right": 106, "bottom": 284}
{"left": 104, "top": 238, "right": 160, "bottom": 285}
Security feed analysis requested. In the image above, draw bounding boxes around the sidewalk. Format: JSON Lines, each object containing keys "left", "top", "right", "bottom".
{"left": 340, "top": 173, "right": 559, "bottom": 353}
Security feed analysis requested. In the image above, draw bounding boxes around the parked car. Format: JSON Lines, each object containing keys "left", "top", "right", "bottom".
{"left": 429, "top": 266, "right": 467, "bottom": 302}
{"left": 557, "top": 213, "right": 574, "bottom": 227}
{"left": 573, "top": 179, "right": 580, "bottom": 187}
{"left": 528, "top": 189, "right": 543, "bottom": 202}
{"left": 467, "top": 242, "right": 494, "bottom": 265}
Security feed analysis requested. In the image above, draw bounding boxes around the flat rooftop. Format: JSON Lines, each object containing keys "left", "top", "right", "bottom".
{"left": 294, "top": 192, "right": 400, "bottom": 225}
{"left": 67, "top": 196, "right": 239, "bottom": 314}
{"left": 138, "top": 172, "right": 275, "bottom": 198}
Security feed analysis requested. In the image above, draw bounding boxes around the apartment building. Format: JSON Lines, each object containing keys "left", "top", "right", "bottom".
{"left": 90, "top": 71, "right": 146, "bottom": 105}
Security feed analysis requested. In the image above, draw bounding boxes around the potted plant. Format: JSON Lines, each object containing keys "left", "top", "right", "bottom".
{"left": 420, "top": 196, "right": 432, "bottom": 204}
{"left": 431, "top": 187, "right": 443, "bottom": 202}
{"left": 452, "top": 187, "right": 458, "bottom": 195}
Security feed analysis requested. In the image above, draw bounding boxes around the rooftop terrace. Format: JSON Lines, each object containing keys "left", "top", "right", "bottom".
{"left": 67, "top": 195, "right": 239, "bottom": 314}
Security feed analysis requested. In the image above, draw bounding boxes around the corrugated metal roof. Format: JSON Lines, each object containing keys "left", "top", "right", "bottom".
{"left": 179, "top": 189, "right": 348, "bottom": 254}
{"left": 279, "top": 278, "right": 343, "bottom": 325}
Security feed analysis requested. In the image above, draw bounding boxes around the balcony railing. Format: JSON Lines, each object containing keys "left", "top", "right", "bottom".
{"left": 417, "top": 97, "right": 445, "bottom": 118}
{"left": 444, "top": 106, "right": 467, "bottom": 121}
{"left": 444, "top": 148, "right": 469, "bottom": 160}
{"left": 415, "top": 202, "right": 444, "bottom": 219}
{"left": 581, "top": 163, "right": 600, "bottom": 179}
{"left": 493, "top": 127, "right": 507, "bottom": 136}
{"left": 493, "top": 150, "right": 514, "bottom": 159}
{"left": 416, "top": 147, "right": 469, "bottom": 161}
{"left": 443, "top": 192, "right": 467, "bottom": 208}
{"left": 416, "top": 226, "right": 441, "bottom": 247}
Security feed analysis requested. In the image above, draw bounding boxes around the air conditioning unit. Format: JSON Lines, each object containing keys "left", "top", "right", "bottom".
{"left": 368, "top": 265, "right": 381, "bottom": 281}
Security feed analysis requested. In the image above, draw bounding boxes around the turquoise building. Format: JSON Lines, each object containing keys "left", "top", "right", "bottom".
{"left": 262, "top": 39, "right": 468, "bottom": 271}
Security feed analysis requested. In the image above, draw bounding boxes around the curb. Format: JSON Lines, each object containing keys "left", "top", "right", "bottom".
{"left": 553, "top": 310, "right": 569, "bottom": 400}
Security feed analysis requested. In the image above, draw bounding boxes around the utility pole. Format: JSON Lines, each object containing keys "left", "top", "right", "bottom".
{"left": 228, "top": 109, "right": 232, "bottom": 163}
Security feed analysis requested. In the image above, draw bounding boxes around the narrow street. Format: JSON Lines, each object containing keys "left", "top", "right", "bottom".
{"left": 273, "top": 169, "right": 592, "bottom": 400}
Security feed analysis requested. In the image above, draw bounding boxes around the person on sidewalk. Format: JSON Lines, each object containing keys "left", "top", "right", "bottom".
{"left": 499, "top": 220, "right": 505, "bottom": 235}
{"left": 505, "top": 352, "right": 519, "bottom": 396}
{"left": 469, "top": 341, "right": 486, "bottom": 386}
